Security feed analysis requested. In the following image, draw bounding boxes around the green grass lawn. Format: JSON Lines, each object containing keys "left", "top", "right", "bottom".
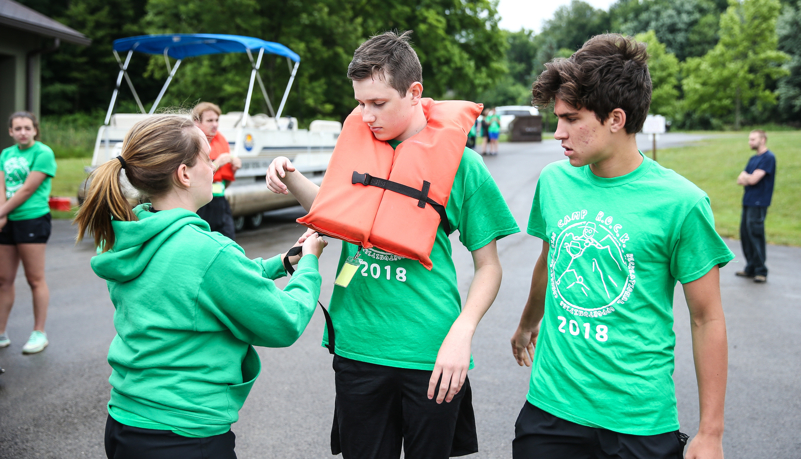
{"left": 657, "top": 131, "right": 800, "bottom": 246}
{"left": 50, "top": 157, "right": 90, "bottom": 219}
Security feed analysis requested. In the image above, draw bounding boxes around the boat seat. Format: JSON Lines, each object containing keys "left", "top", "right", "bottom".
{"left": 219, "top": 112, "right": 250, "bottom": 130}
{"left": 309, "top": 120, "right": 342, "bottom": 133}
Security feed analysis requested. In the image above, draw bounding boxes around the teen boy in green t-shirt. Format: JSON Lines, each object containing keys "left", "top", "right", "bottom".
{"left": 267, "top": 31, "right": 519, "bottom": 458}
{"left": 511, "top": 34, "right": 733, "bottom": 459}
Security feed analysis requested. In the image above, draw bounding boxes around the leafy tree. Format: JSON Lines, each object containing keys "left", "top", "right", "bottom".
{"left": 615, "top": 0, "right": 725, "bottom": 61}
{"left": 19, "top": 0, "right": 152, "bottom": 116}
{"left": 682, "top": 0, "right": 789, "bottom": 128}
{"left": 506, "top": 29, "right": 538, "bottom": 83}
{"left": 635, "top": 31, "right": 680, "bottom": 118}
{"left": 143, "top": 0, "right": 506, "bottom": 122}
{"left": 540, "top": 0, "right": 611, "bottom": 53}
{"left": 776, "top": 1, "right": 801, "bottom": 122}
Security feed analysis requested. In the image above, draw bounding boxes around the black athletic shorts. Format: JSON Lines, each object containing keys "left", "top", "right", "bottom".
{"left": 331, "top": 355, "right": 478, "bottom": 459}
{"left": 196, "top": 195, "right": 235, "bottom": 240}
{"left": 0, "top": 213, "right": 51, "bottom": 245}
{"left": 105, "top": 415, "right": 236, "bottom": 459}
{"left": 513, "top": 402, "right": 688, "bottom": 459}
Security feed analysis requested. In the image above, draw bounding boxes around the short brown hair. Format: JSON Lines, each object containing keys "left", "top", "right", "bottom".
{"left": 8, "top": 111, "right": 40, "bottom": 141}
{"left": 75, "top": 116, "right": 205, "bottom": 251}
{"left": 751, "top": 129, "right": 767, "bottom": 142}
{"left": 347, "top": 30, "right": 423, "bottom": 98}
{"left": 531, "top": 34, "right": 652, "bottom": 134}
{"left": 192, "top": 102, "right": 221, "bottom": 122}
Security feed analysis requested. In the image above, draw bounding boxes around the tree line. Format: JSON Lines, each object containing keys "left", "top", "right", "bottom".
{"left": 22, "top": 0, "right": 801, "bottom": 129}
{"left": 482, "top": 0, "right": 800, "bottom": 129}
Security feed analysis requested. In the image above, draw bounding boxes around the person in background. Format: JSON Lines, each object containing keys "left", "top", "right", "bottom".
{"left": 192, "top": 102, "right": 242, "bottom": 240}
{"left": 486, "top": 107, "right": 501, "bottom": 156}
{"left": 74, "top": 115, "right": 326, "bottom": 459}
{"left": 480, "top": 107, "right": 490, "bottom": 155}
{"left": 735, "top": 129, "right": 776, "bottom": 283}
{"left": 0, "top": 111, "right": 57, "bottom": 355}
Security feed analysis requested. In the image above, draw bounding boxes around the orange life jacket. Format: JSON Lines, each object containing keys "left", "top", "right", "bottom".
{"left": 210, "top": 132, "right": 235, "bottom": 183}
{"left": 297, "top": 98, "right": 482, "bottom": 270}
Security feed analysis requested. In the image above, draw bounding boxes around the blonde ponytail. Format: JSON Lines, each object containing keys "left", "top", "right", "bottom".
{"left": 74, "top": 115, "right": 204, "bottom": 252}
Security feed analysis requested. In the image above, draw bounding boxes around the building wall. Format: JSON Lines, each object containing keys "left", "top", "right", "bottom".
{"left": 0, "top": 28, "right": 44, "bottom": 150}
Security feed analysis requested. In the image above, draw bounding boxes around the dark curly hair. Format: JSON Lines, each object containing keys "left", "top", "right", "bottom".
{"left": 531, "top": 34, "right": 652, "bottom": 134}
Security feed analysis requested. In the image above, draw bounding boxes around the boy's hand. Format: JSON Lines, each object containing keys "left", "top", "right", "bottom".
{"left": 267, "top": 157, "right": 296, "bottom": 194}
{"left": 685, "top": 431, "right": 724, "bottom": 459}
{"left": 0, "top": 216, "right": 6, "bottom": 232}
{"left": 427, "top": 320, "right": 474, "bottom": 404}
{"left": 511, "top": 323, "right": 540, "bottom": 367}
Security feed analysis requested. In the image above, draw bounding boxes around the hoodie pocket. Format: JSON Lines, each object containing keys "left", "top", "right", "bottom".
{"left": 226, "top": 345, "right": 262, "bottom": 421}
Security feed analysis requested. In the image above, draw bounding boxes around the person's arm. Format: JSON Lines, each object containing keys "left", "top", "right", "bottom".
{"left": 427, "top": 239, "right": 503, "bottom": 404}
{"left": 199, "top": 240, "right": 325, "bottom": 348}
{"left": 0, "top": 171, "right": 47, "bottom": 219}
{"left": 266, "top": 156, "right": 319, "bottom": 211}
{"left": 736, "top": 169, "right": 766, "bottom": 186}
{"left": 511, "top": 240, "right": 549, "bottom": 367}
{"left": 682, "top": 266, "right": 728, "bottom": 459}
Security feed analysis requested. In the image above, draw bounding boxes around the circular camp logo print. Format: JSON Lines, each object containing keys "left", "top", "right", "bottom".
{"left": 244, "top": 134, "right": 254, "bottom": 152}
{"left": 3, "top": 157, "right": 30, "bottom": 198}
{"left": 550, "top": 213, "right": 635, "bottom": 317}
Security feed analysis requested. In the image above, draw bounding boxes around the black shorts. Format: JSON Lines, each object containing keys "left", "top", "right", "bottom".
{"left": 196, "top": 195, "right": 235, "bottom": 240}
{"left": 331, "top": 355, "right": 478, "bottom": 459}
{"left": 513, "top": 402, "right": 688, "bottom": 459}
{"left": 0, "top": 213, "right": 51, "bottom": 245}
{"left": 105, "top": 415, "right": 236, "bottom": 459}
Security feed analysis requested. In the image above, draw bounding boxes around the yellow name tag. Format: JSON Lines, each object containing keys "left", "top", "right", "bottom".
{"left": 212, "top": 182, "right": 224, "bottom": 195}
{"left": 335, "top": 257, "right": 360, "bottom": 288}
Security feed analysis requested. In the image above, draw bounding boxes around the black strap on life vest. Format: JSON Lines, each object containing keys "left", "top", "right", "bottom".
{"left": 352, "top": 171, "right": 451, "bottom": 235}
{"left": 283, "top": 246, "right": 335, "bottom": 355}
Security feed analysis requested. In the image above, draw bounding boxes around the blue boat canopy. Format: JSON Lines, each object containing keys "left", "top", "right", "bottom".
{"left": 113, "top": 34, "right": 300, "bottom": 62}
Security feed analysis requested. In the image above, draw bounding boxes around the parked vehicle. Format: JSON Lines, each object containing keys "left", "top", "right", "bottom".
{"left": 83, "top": 34, "right": 340, "bottom": 231}
{"left": 494, "top": 105, "right": 539, "bottom": 133}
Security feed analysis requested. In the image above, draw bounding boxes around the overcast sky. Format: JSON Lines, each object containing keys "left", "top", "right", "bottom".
{"left": 497, "top": 0, "right": 617, "bottom": 33}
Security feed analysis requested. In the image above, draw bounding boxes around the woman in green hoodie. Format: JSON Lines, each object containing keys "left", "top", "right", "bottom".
{"left": 74, "top": 115, "right": 327, "bottom": 459}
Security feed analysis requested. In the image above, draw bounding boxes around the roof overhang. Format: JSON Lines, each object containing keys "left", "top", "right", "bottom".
{"left": 0, "top": 0, "right": 91, "bottom": 46}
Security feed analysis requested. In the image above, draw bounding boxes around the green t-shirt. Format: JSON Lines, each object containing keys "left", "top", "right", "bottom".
{"left": 324, "top": 145, "right": 520, "bottom": 370}
{"left": 486, "top": 114, "right": 501, "bottom": 134}
{"left": 1, "top": 141, "right": 57, "bottom": 220}
{"left": 526, "top": 154, "right": 734, "bottom": 435}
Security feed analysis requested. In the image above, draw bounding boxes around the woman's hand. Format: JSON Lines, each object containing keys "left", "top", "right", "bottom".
{"left": 301, "top": 231, "right": 327, "bottom": 259}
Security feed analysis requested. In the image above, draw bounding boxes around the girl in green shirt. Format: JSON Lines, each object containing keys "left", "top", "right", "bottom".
{"left": 75, "top": 115, "right": 327, "bottom": 459}
{"left": 0, "top": 111, "right": 58, "bottom": 354}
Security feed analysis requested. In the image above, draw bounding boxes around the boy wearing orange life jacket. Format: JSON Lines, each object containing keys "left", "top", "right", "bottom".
{"left": 267, "top": 31, "right": 519, "bottom": 458}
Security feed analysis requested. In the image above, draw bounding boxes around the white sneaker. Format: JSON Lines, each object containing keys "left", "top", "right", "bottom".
{"left": 0, "top": 333, "right": 9, "bottom": 348}
{"left": 22, "top": 331, "right": 48, "bottom": 354}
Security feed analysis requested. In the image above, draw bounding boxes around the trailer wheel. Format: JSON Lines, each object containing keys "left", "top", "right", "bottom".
{"left": 246, "top": 213, "right": 263, "bottom": 229}
{"left": 234, "top": 216, "right": 245, "bottom": 233}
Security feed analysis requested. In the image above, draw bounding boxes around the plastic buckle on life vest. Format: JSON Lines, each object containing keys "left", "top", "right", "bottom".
{"left": 352, "top": 171, "right": 370, "bottom": 186}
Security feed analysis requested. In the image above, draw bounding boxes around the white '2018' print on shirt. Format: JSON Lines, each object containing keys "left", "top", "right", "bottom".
{"left": 557, "top": 316, "right": 608, "bottom": 342}
{"left": 358, "top": 259, "right": 407, "bottom": 282}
